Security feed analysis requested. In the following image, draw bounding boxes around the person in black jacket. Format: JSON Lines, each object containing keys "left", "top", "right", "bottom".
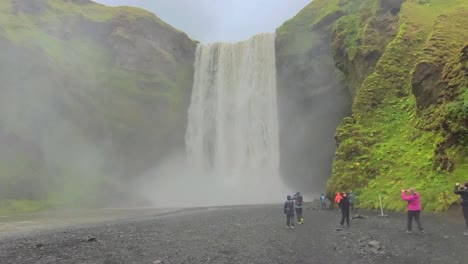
{"left": 454, "top": 182, "right": 468, "bottom": 236}
{"left": 284, "top": 195, "right": 295, "bottom": 230}
{"left": 339, "top": 192, "right": 351, "bottom": 227}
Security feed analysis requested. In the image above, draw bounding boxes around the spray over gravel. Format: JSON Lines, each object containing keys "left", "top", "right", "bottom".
{"left": 140, "top": 33, "right": 290, "bottom": 207}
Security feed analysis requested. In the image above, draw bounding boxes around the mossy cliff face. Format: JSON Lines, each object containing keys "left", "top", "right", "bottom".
{"left": 278, "top": 0, "right": 468, "bottom": 211}
{"left": 0, "top": 0, "right": 196, "bottom": 209}
{"left": 275, "top": 1, "right": 353, "bottom": 192}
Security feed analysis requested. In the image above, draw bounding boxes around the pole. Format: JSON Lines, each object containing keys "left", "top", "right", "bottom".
{"left": 378, "top": 193, "right": 387, "bottom": 217}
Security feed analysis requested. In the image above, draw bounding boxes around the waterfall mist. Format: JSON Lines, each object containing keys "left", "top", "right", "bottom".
{"left": 139, "top": 33, "right": 290, "bottom": 207}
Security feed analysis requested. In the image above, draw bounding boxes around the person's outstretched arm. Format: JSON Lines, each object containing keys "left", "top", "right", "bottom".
{"left": 401, "top": 190, "right": 414, "bottom": 201}
{"left": 454, "top": 183, "right": 468, "bottom": 194}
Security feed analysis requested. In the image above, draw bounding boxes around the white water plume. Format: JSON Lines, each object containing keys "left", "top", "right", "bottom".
{"left": 184, "top": 33, "right": 287, "bottom": 204}
{"left": 139, "top": 33, "right": 290, "bottom": 207}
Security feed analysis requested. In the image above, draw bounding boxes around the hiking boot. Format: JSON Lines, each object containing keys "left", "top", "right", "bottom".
{"left": 420, "top": 229, "right": 425, "bottom": 234}
{"left": 286, "top": 226, "right": 290, "bottom": 229}
{"left": 406, "top": 230, "right": 413, "bottom": 234}
{"left": 290, "top": 226, "right": 295, "bottom": 230}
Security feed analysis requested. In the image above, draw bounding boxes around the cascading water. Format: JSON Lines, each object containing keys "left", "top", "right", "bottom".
{"left": 185, "top": 33, "right": 287, "bottom": 204}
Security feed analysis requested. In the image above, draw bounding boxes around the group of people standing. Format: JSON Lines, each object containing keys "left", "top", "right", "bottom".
{"left": 334, "top": 191, "right": 355, "bottom": 227}
{"left": 284, "top": 182, "right": 468, "bottom": 235}
{"left": 283, "top": 192, "right": 304, "bottom": 229}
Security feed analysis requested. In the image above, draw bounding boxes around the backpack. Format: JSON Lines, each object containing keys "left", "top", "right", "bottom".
{"left": 297, "top": 195, "right": 303, "bottom": 205}
{"left": 285, "top": 200, "right": 294, "bottom": 214}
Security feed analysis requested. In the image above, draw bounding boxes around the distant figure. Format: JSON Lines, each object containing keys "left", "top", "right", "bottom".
{"left": 454, "top": 182, "right": 468, "bottom": 236}
{"left": 334, "top": 192, "right": 342, "bottom": 210}
{"left": 401, "top": 187, "right": 424, "bottom": 234}
{"left": 320, "top": 194, "right": 327, "bottom": 209}
{"left": 348, "top": 191, "right": 355, "bottom": 211}
{"left": 339, "top": 192, "right": 350, "bottom": 227}
{"left": 293, "top": 192, "right": 304, "bottom": 224}
{"left": 284, "top": 195, "right": 295, "bottom": 230}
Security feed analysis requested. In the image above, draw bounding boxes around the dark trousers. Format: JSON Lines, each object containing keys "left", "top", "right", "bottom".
{"left": 340, "top": 208, "right": 350, "bottom": 226}
{"left": 463, "top": 206, "right": 468, "bottom": 230}
{"left": 407, "top": 210, "right": 423, "bottom": 231}
{"left": 321, "top": 202, "right": 326, "bottom": 209}
{"left": 286, "top": 214, "right": 295, "bottom": 227}
{"left": 295, "top": 208, "right": 303, "bottom": 222}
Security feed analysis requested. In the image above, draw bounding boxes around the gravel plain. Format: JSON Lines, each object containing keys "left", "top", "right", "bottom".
{"left": 0, "top": 202, "right": 467, "bottom": 264}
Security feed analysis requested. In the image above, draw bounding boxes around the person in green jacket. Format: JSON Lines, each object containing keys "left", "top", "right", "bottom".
{"left": 292, "top": 192, "right": 304, "bottom": 224}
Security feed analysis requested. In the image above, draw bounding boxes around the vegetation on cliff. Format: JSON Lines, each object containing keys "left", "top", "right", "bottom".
{"left": 275, "top": 0, "right": 353, "bottom": 192}
{"left": 278, "top": 0, "right": 467, "bottom": 211}
{"left": 0, "top": 0, "right": 196, "bottom": 213}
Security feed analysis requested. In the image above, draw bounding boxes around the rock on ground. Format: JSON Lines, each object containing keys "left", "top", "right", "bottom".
{"left": 0, "top": 203, "right": 467, "bottom": 264}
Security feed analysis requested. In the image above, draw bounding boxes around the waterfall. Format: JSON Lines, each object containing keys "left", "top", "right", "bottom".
{"left": 185, "top": 33, "right": 285, "bottom": 204}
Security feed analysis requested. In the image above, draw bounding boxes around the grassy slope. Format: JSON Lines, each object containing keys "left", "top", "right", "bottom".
{"left": 328, "top": 0, "right": 468, "bottom": 211}
{"left": 277, "top": 0, "right": 467, "bottom": 211}
{"left": 0, "top": 0, "right": 194, "bottom": 213}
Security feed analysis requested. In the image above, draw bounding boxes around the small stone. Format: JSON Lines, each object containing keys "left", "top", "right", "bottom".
{"left": 87, "top": 237, "right": 97, "bottom": 242}
{"left": 153, "top": 260, "right": 162, "bottom": 264}
{"left": 353, "top": 214, "right": 369, "bottom": 219}
{"left": 442, "top": 235, "right": 449, "bottom": 239}
{"left": 368, "top": 240, "right": 380, "bottom": 248}
{"left": 35, "top": 243, "right": 44, "bottom": 248}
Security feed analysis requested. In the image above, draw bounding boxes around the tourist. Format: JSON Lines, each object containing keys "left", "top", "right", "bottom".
{"left": 339, "top": 192, "right": 350, "bottom": 227}
{"left": 454, "top": 182, "right": 468, "bottom": 235}
{"left": 348, "top": 191, "right": 355, "bottom": 211}
{"left": 284, "top": 195, "right": 295, "bottom": 230}
{"left": 293, "top": 192, "right": 304, "bottom": 224}
{"left": 320, "top": 194, "right": 327, "bottom": 209}
{"left": 401, "top": 187, "right": 424, "bottom": 234}
{"left": 334, "top": 192, "right": 342, "bottom": 210}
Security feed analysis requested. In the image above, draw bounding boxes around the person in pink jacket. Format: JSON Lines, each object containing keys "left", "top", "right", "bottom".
{"left": 401, "top": 187, "right": 425, "bottom": 234}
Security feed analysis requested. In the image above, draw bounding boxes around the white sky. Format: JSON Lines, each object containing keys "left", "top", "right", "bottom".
{"left": 94, "top": 0, "right": 312, "bottom": 43}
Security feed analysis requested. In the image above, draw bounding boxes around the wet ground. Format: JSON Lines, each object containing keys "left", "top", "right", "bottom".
{"left": 0, "top": 208, "right": 179, "bottom": 237}
{"left": 0, "top": 202, "right": 467, "bottom": 264}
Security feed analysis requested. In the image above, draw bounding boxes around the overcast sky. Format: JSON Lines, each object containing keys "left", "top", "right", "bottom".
{"left": 94, "top": 0, "right": 312, "bottom": 43}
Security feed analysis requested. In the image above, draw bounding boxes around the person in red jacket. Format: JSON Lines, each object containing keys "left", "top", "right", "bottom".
{"left": 401, "top": 187, "right": 424, "bottom": 234}
{"left": 334, "top": 192, "right": 342, "bottom": 210}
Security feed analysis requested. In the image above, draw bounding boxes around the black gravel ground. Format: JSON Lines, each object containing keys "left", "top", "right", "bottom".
{"left": 0, "top": 202, "right": 467, "bottom": 264}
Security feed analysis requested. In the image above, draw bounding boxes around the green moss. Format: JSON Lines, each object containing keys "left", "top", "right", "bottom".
{"left": 328, "top": 0, "right": 468, "bottom": 212}
{"left": 0, "top": 200, "right": 47, "bottom": 214}
{"left": 45, "top": 0, "right": 174, "bottom": 28}
{"left": 0, "top": 0, "right": 194, "bottom": 213}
